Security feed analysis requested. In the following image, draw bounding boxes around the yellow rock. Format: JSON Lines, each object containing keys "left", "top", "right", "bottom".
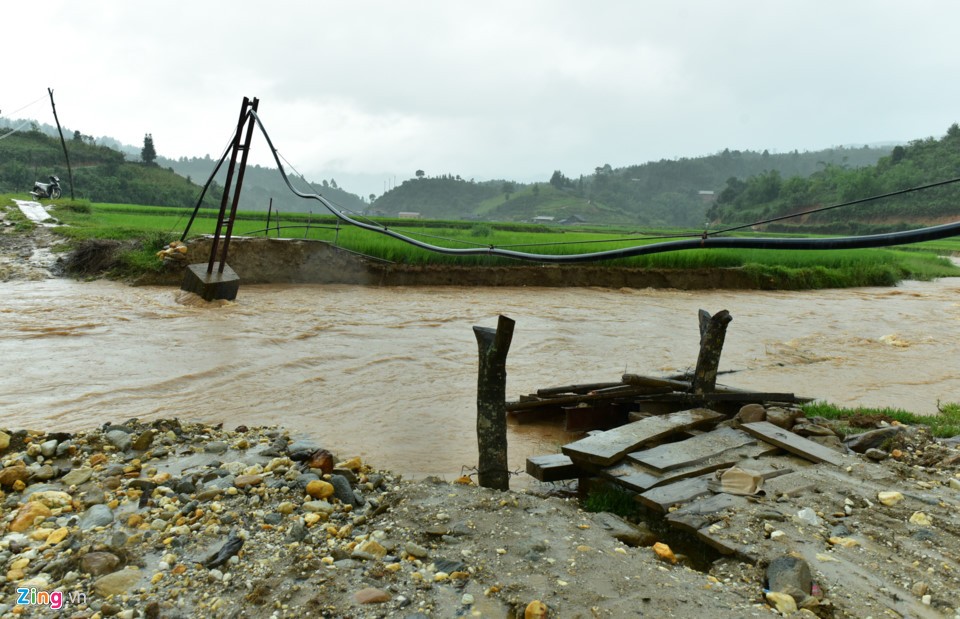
{"left": 12, "top": 480, "right": 25, "bottom": 492}
{"left": 652, "top": 542, "right": 677, "bottom": 564}
{"left": 29, "top": 529, "right": 52, "bottom": 541}
{"left": 10, "top": 501, "right": 52, "bottom": 532}
{"left": 127, "top": 514, "right": 144, "bottom": 528}
{"left": 357, "top": 540, "right": 387, "bottom": 559}
{"left": 305, "top": 480, "right": 334, "bottom": 500}
{"left": 453, "top": 475, "right": 474, "bottom": 485}
{"left": 576, "top": 545, "right": 592, "bottom": 552}
{"left": 46, "top": 527, "right": 70, "bottom": 545}
{"left": 909, "top": 512, "right": 932, "bottom": 526}
{"left": 339, "top": 457, "right": 363, "bottom": 472}
{"left": 303, "top": 513, "right": 322, "bottom": 526}
{"left": 525, "top": 600, "right": 548, "bottom": 619}
{"left": 765, "top": 591, "right": 798, "bottom": 614}
{"left": 434, "top": 571, "right": 449, "bottom": 582}
{"left": 29, "top": 490, "right": 72, "bottom": 508}
{"left": 828, "top": 536, "right": 859, "bottom": 548}
{"left": 878, "top": 491, "right": 904, "bottom": 506}
{"left": 10, "top": 557, "right": 29, "bottom": 570}
{"left": 385, "top": 562, "right": 402, "bottom": 572}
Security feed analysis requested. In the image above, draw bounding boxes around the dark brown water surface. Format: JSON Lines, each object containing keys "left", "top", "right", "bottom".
{"left": 3, "top": 279, "right": 959, "bottom": 479}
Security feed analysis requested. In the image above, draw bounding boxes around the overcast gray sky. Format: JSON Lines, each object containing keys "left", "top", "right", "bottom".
{"left": 6, "top": 1, "right": 960, "bottom": 197}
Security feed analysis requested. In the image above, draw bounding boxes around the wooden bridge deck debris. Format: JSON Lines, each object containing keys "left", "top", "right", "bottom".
{"left": 527, "top": 397, "right": 845, "bottom": 560}
{"left": 515, "top": 309, "right": 960, "bottom": 616}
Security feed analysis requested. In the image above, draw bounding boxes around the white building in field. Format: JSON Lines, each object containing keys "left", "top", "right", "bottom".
{"left": 397, "top": 212, "right": 421, "bottom": 219}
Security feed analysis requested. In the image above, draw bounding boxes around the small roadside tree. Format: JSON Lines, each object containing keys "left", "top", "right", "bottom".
{"left": 502, "top": 181, "right": 515, "bottom": 202}
{"left": 141, "top": 133, "right": 157, "bottom": 165}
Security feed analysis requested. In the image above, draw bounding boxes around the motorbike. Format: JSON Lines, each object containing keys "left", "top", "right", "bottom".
{"left": 30, "top": 176, "right": 62, "bottom": 200}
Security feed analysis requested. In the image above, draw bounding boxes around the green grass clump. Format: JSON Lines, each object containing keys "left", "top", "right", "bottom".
{"left": 115, "top": 231, "right": 179, "bottom": 276}
{"left": 802, "top": 402, "right": 960, "bottom": 438}
{"left": 582, "top": 486, "right": 638, "bottom": 518}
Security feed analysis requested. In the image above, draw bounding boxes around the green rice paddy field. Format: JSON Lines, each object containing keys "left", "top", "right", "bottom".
{"left": 15, "top": 196, "right": 960, "bottom": 287}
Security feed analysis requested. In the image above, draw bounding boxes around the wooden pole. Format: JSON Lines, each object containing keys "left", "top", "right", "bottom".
{"left": 693, "top": 309, "right": 733, "bottom": 395}
{"left": 474, "top": 315, "right": 515, "bottom": 491}
{"left": 46, "top": 88, "right": 75, "bottom": 200}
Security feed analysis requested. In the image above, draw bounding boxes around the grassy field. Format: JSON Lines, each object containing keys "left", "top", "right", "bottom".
{"left": 7, "top": 194, "right": 960, "bottom": 286}
{"left": 803, "top": 402, "right": 960, "bottom": 438}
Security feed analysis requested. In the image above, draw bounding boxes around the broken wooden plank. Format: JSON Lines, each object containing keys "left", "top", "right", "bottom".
{"left": 637, "top": 473, "right": 715, "bottom": 512}
{"left": 741, "top": 421, "right": 845, "bottom": 466}
{"left": 536, "top": 382, "right": 624, "bottom": 397}
{"left": 665, "top": 493, "right": 749, "bottom": 533}
{"left": 761, "top": 470, "right": 817, "bottom": 498}
{"left": 561, "top": 408, "right": 724, "bottom": 466}
{"left": 621, "top": 373, "right": 692, "bottom": 392}
{"left": 621, "top": 373, "right": 811, "bottom": 403}
{"left": 639, "top": 459, "right": 794, "bottom": 513}
{"left": 525, "top": 454, "right": 582, "bottom": 482}
{"left": 624, "top": 442, "right": 782, "bottom": 488}
{"left": 697, "top": 527, "right": 761, "bottom": 563}
{"left": 629, "top": 427, "right": 757, "bottom": 472}
{"left": 507, "top": 385, "right": 666, "bottom": 412}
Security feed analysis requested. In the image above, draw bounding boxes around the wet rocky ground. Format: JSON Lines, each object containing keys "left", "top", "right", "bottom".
{"left": 2, "top": 416, "right": 960, "bottom": 618}
{"left": 0, "top": 205, "right": 62, "bottom": 282}
{"left": 1, "top": 419, "right": 777, "bottom": 619}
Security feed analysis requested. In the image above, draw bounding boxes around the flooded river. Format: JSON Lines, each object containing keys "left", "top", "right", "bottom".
{"left": 3, "top": 278, "right": 960, "bottom": 479}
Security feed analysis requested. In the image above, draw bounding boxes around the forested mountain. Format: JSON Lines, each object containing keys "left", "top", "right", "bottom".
{"left": 373, "top": 146, "right": 891, "bottom": 226}
{"left": 708, "top": 124, "right": 960, "bottom": 233}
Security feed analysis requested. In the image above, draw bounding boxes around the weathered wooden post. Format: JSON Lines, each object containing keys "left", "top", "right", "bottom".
{"left": 693, "top": 309, "right": 732, "bottom": 395}
{"left": 474, "top": 315, "right": 515, "bottom": 491}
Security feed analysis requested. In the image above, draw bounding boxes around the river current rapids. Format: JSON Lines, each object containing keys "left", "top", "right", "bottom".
{"left": 3, "top": 278, "right": 959, "bottom": 479}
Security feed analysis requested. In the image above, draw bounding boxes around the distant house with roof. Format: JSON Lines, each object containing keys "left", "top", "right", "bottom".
{"left": 531, "top": 216, "right": 555, "bottom": 224}
{"left": 559, "top": 214, "right": 586, "bottom": 225}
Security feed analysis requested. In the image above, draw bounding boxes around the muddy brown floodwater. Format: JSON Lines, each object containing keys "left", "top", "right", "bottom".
{"left": 3, "top": 278, "right": 960, "bottom": 482}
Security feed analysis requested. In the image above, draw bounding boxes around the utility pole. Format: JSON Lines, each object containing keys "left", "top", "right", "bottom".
{"left": 47, "top": 88, "right": 76, "bottom": 200}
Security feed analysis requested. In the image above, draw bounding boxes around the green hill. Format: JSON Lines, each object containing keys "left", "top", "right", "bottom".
{"left": 708, "top": 124, "right": 960, "bottom": 233}
{"left": 2, "top": 115, "right": 897, "bottom": 225}
{"left": 369, "top": 146, "right": 891, "bottom": 227}
{"left": 370, "top": 176, "right": 503, "bottom": 219}
{"left": 0, "top": 126, "right": 219, "bottom": 208}
{"left": 0, "top": 118, "right": 367, "bottom": 214}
